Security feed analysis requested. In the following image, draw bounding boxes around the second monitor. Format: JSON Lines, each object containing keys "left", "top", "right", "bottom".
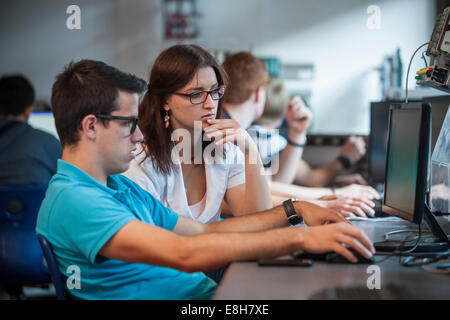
{"left": 375, "top": 102, "right": 450, "bottom": 252}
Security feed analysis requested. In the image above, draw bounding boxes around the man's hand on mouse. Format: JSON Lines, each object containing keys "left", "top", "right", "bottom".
{"left": 298, "top": 222, "right": 375, "bottom": 263}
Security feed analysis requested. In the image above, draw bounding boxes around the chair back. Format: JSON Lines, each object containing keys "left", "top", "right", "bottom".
{"left": 0, "top": 185, "right": 50, "bottom": 284}
{"left": 36, "top": 234, "right": 68, "bottom": 300}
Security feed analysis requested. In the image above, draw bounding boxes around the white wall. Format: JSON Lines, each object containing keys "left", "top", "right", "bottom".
{"left": 0, "top": 0, "right": 161, "bottom": 101}
{"left": 1, "top": 0, "right": 115, "bottom": 101}
{"left": 194, "top": 0, "right": 436, "bottom": 134}
{"left": 0, "top": 0, "right": 437, "bottom": 135}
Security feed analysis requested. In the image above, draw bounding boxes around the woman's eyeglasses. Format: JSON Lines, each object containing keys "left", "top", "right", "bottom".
{"left": 173, "top": 85, "right": 226, "bottom": 104}
{"left": 94, "top": 114, "right": 138, "bottom": 135}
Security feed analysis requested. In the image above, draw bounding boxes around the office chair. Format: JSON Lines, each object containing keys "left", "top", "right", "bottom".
{"left": 37, "top": 234, "right": 69, "bottom": 300}
{"left": 0, "top": 185, "right": 50, "bottom": 298}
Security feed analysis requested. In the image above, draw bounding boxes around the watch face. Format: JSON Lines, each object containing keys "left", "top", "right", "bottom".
{"left": 338, "top": 156, "right": 351, "bottom": 169}
{"left": 288, "top": 215, "right": 302, "bottom": 225}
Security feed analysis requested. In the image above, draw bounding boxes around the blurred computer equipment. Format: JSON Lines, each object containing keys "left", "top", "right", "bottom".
{"left": 375, "top": 103, "right": 450, "bottom": 252}
{"left": 430, "top": 102, "right": 450, "bottom": 215}
{"left": 416, "top": 6, "right": 450, "bottom": 94}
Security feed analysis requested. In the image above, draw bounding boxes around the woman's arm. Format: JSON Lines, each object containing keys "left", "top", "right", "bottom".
{"left": 224, "top": 140, "right": 272, "bottom": 216}
{"left": 270, "top": 180, "right": 333, "bottom": 200}
{"left": 204, "top": 119, "right": 272, "bottom": 216}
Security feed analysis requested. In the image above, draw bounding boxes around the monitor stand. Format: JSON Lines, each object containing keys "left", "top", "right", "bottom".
{"left": 374, "top": 204, "right": 450, "bottom": 253}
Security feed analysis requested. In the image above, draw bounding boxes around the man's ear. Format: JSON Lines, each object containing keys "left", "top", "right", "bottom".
{"left": 23, "top": 106, "right": 33, "bottom": 121}
{"left": 81, "top": 114, "right": 98, "bottom": 141}
{"left": 254, "top": 86, "right": 263, "bottom": 103}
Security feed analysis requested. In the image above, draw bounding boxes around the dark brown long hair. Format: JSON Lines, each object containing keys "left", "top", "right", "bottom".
{"left": 139, "top": 44, "right": 228, "bottom": 175}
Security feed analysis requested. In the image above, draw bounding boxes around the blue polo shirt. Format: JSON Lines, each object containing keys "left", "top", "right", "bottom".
{"left": 36, "top": 160, "right": 217, "bottom": 300}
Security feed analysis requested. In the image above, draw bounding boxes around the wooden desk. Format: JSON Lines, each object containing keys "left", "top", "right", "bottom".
{"left": 213, "top": 217, "right": 450, "bottom": 300}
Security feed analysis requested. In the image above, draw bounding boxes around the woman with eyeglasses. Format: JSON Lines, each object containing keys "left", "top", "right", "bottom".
{"left": 123, "top": 44, "right": 272, "bottom": 225}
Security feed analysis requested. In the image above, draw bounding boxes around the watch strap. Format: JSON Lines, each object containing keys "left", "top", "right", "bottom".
{"left": 337, "top": 155, "right": 351, "bottom": 169}
{"left": 283, "top": 199, "right": 303, "bottom": 225}
{"left": 286, "top": 137, "right": 306, "bottom": 148}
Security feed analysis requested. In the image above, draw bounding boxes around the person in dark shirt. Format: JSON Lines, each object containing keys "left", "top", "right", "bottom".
{"left": 0, "top": 75, "right": 62, "bottom": 185}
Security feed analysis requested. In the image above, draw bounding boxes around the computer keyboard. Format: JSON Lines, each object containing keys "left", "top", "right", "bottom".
{"left": 309, "top": 283, "right": 419, "bottom": 300}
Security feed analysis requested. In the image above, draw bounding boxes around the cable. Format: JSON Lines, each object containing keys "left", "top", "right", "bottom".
{"left": 383, "top": 228, "right": 430, "bottom": 242}
{"left": 421, "top": 259, "right": 450, "bottom": 274}
{"left": 405, "top": 42, "right": 429, "bottom": 104}
{"left": 421, "top": 50, "right": 428, "bottom": 68}
{"left": 374, "top": 223, "right": 424, "bottom": 264}
{"left": 396, "top": 223, "right": 423, "bottom": 255}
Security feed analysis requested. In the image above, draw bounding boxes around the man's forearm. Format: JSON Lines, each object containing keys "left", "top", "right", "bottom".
{"left": 177, "top": 227, "right": 304, "bottom": 272}
{"left": 100, "top": 219, "right": 303, "bottom": 274}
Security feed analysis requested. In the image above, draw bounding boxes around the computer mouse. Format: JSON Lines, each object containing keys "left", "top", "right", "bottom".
{"left": 325, "top": 248, "right": 375, "bottom": 264}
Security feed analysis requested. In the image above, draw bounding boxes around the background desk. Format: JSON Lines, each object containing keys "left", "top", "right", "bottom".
{"left": 213, "top": 218, "right": 450, "bottom": 300}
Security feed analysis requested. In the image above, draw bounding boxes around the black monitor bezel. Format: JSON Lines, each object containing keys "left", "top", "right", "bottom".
{"left": 422, "top": 95, "right": 450, "bottom": 153}
{"left": 382, "top": 102, "right": 431, "bottom": 224}
{"left": 369, "top": 101, "right": 390, "bottom": 183}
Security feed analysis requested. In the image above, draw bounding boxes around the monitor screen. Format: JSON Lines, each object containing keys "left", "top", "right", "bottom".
{"left": 369, "top": 99, "right": 440, "bottom": 184}
{"left": 384, "top": 107, "right": 422, "bottom": 217}
{"left": 383, "top": 103, "right": 431, "bottom": 224}
{"left": 28, "top": 111, "right": 59, "bottom": 139}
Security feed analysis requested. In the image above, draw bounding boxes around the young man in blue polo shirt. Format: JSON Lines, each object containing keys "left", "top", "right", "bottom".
{"left": 36, "top": 59, "right": 375, "bottom": 300}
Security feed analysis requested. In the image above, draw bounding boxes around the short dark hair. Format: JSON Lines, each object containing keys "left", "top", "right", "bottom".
{"left": 0, "top": 75, "right": 35, "bottom": 116}
{"left": 51, "top": 59, "right": 146, "bottom": 147}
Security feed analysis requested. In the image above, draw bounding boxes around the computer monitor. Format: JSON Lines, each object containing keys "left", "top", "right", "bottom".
{"left": 376, "top": 102, "right": 449, "bottom": 252}
{"left": 383, "top": 103, "right": 429, "bottom": 223}
{"left": 28, "top": 111, "right": 59, "bottom": 139}
{"left": 422, "top": 95, "right": 450, "bottom": 152}
{"left": 369, "top": 98, "right": 448, "bottom": 184}
{"left": 369, "top": 102, "right": 391, "bottom": 183}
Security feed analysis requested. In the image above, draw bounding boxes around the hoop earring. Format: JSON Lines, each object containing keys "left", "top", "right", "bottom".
{"left": 164, "top": 110, "right": 170, "bottom": 128}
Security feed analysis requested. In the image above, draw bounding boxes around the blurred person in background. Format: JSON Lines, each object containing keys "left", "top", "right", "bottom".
{"left": 0, "top": 75, "right": 61, "bottom": 186}
{"left": 222, "top": 52, "right": 379, "bottom": 218}
{"left": 260, "top": 77, "right": 374, "bottom": 192}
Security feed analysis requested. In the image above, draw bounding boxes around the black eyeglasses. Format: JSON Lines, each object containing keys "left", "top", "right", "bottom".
{"left": 94, "top": 114, "right": 139, "bottom": 135}
{"left": 173, "top": 85, "right": 226, "bottom": 104}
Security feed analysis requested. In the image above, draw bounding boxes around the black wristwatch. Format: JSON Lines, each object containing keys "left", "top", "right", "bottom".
{"left": 337, "top": 155, "right": 351, "bottom": 169}
{"left": 283, "top": 198, "right": 303, "bottom": 226}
